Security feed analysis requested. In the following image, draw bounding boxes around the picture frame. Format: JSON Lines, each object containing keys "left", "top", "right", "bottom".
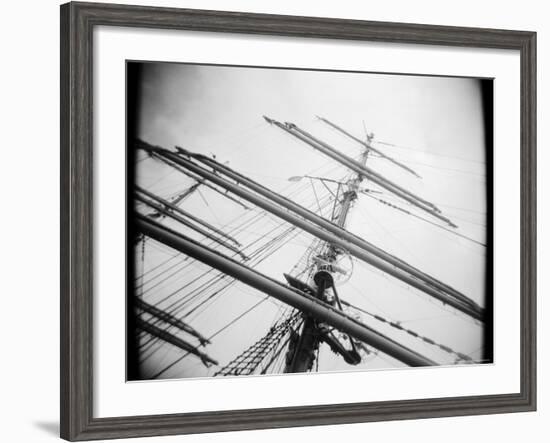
{"left": 60, "top": 1, "right": 536, "bottom": 441}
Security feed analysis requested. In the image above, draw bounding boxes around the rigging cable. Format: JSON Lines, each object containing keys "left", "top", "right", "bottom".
{"left": 362, "top": 192, "right": 486, "bottom": 247}
{"left": 374, "top": 140, "right": 486, "bottom": 165}
{"left": 340, "top": 299, "right": 475, "bottom": 363}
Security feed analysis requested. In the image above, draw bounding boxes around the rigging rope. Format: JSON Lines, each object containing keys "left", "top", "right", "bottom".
{"left": 340, "top": 299, "right": 475, "bottom": 363}
{"left": 362, "top": 192, "right": 486, "bottom": 247}
{"left": 374, "top": 140, "right": 486, "bottom": 166}
{"left": 214, "top": 312, "right": 302, "bottom": 376}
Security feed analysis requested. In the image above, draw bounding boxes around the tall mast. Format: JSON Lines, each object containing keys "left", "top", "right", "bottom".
{"left": 284, "top": 132, "right": 372, "bottom": 373}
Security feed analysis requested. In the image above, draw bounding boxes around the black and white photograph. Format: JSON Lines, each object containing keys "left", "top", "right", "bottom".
{"left": 127, "top": 61, "right": 493, "bottom": 381}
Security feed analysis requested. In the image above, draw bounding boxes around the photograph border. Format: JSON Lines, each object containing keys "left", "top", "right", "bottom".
{"left": 60, "top": 1, "right": 536, "bottom": 440}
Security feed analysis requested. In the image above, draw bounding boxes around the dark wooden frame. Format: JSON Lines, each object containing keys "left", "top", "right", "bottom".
{"left": 60, "top": 1, "right": 537, "bottom": 441}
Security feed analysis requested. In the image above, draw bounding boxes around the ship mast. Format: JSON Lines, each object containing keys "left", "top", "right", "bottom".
{"left": 284, "top": 130, "right": 373, "bottom": 373}
{"left": 132, "top": 112, "right": 485, "bottom": 377}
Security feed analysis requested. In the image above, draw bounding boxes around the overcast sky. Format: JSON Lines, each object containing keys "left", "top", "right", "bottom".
{"left": 130, "top": 61, "right": 489, "bottom": 380}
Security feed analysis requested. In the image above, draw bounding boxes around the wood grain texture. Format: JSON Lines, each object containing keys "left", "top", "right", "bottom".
{"left": 60, "top": 2, "right": 537, "bottom": 441}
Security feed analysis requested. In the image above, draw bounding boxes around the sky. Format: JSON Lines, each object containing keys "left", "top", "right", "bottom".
{"left": 129, "top": 61, "right": 489, "bottom": 380}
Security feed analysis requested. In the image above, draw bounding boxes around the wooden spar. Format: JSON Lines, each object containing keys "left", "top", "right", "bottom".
{"left": 266, "top": 116, "right": 430, "bottom": 207}
{"left": 136, "top": 141, "right": 250, "bottom": 210}
{"left": 290, "top": 122, "right": 433, "bottom": 210}
{"left": 136, "top": 185, "right": 241, "bottom": 246}
{"left": 136, "top": 215, "right": 436, "bottom": 367}
{"left": 317, "top": 115, "right": 422, "bottom": 178}
{"left": 264, "top": 117, "right": 457, "bottom": 228}
{"left": 278, "top": 119, "right": 447, "bottom": 218}
{"left": 144, "top": 146, "right": 483, "bottom": 320}
{"left": 134, "top": 192, "right": 248, "bottom": 260}
{"left": 135, "top": 298, "right": 210, "bottom": 345}
{"left": 173, "top": 147, "right": 482, "bottom": 316}
{"left": 136, "top": 317, "right": 218, "bottom": 367}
